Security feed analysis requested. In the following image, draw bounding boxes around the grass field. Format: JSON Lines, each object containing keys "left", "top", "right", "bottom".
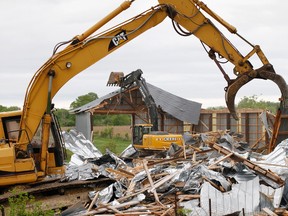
{"left": 92, "top": 125, "right": 131, "bottom": 154}
{"left": 93, "top": 135, "right": 131, "bottom": 155}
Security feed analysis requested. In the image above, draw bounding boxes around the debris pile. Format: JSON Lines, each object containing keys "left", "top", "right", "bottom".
{"left": 62, "top": 130, "right": 288, "bottom": 216}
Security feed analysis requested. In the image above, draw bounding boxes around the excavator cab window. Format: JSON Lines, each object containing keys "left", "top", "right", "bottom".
{"left": 142, "top": 126, "right": 151, "bottom": 135}
{"left": 133, "top": 125, "right": 151, "bottom": 145}
{"left": 2, "top": 115, "right": 21, "bottom": 143}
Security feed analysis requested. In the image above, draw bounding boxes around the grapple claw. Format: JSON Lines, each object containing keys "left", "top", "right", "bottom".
{"left": 225, "top": 73, "right": 254, "bottom": 120}
{"left": 225, "top": 64, "right": 288, "bottom": 120}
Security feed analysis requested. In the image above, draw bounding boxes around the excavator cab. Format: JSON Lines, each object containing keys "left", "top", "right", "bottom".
{"left": 133, "top": 124, "right": 152, "bottom": 146}
{"left": 132, "top": 124, "right": 184, "bottom": 150}
{"left": 0, "top": 110, "right": 65, "bottom": 186}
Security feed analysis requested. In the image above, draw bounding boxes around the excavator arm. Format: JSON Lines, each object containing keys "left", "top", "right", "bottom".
{"left": 19, "top": 0, "right": 287, "bottom": 149}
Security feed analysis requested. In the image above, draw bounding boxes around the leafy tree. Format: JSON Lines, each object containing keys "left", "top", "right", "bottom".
{"left": 206, "top": 95, "right": 279, "bottom": 114}
{"left": 237, "top": 95, "right": 279, "bottom": 114}
{"left": 54, "top": 108, "right": 75, "bottom": 127}
{"left": 111, "top": 114, "right": 131, "bottom": 125}
{"left": 70, "top": 92, "right": 98, "bottom": 109}
{"left": 0, "top": 105, "right": 20, "bottom": 112}
{"left": 93, "top": 114, "right": 131, "bottom": 126}
{"left": 206, "top": 105, "right": 226, "bottom": 110}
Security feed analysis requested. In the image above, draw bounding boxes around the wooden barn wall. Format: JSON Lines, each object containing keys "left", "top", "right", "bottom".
{"left": 190, "top": 109, "right": 267, "bottom": 148}
{"left": 134, "top": 113, "right": 184, "bottom": 134}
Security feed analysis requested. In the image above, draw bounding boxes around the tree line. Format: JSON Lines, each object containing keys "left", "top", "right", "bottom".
{"left": 53, "top": 92, "right": 131, "bottom": 126}
{"left": 206, "top": 95, "right": 280, "bottom": 114}
{"left": 0, "top": 93, "right": 280, "bottom": 127}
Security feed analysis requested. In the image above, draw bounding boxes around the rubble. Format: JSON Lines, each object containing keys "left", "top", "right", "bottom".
{"left": 61, "top": 129, "right": 288, "bottom": 216}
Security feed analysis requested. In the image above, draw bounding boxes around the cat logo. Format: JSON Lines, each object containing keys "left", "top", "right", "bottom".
{"left": 108, "top": 30, "right": 128, "bottom": 51}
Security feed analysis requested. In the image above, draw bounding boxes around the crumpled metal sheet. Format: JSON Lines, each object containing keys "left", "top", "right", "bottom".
{"left": 260, "top": 184, "right": 284, "bottom": 208}
{"left": 62, "top": 129, "right": 102, "bottom": 163}
{"left": 105, "top": 149, "right": 127, "bottom": 168}
{"left": 61, "top": 129, "right": 103, "bottom": 181}
{"left": 88, "top": 183, "right": 145, "bottom": 208}
{"left": 89, "top": 184, "right": 114, "bottom": 206}
{"left": 119, "top": 144, "right": 137, "bottom": 158}
{"left": 200, "top": 176, "right": 260, "bottom": 215}
{"left": 259, "top": 111, "right": 273, "bottom": 138}
{"left": 258, "top": 139, "right": 288, "bottom": 178}
{"left": 222, "top": 163, "right": 257, "bottom": 183}
{"left": 193, "top": 164, "right": 231, "bottom": 191}
{"left": 97, "top": 163, "right": 116, "bottom": 179}
{"left": 62, "top": 163, "right": 100, "bottom": 182}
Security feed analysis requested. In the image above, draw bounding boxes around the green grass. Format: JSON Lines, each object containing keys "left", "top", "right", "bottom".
{"left": 93, "top": 135, "right": 131, "bottom": 155}
{"left": 4, "top": 190, "right": 54, "bottom": 216}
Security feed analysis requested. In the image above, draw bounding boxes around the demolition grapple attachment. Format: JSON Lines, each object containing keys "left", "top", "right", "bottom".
{"left": 225, "top": 64, "right": 288, "bottom": 120}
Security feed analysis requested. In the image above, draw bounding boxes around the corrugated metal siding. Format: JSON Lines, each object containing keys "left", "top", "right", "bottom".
{"left": 200, "top": 177, "right": 260, "bottom": 215}
{"left": 147, "top": 83, "right": 201, "bottom": 124}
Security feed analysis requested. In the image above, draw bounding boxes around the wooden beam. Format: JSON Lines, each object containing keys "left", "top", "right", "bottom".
{"left": 262, "top": 207, "right": 277, "bottom": 216}
{"left": 142, "top": 160, "right": 162, "bottom": 204}
{"left": 208, "top": 141, "right": 285, "bottom": 186}
{"left": 208, "top": 152, "right": 233, "bottom": 169}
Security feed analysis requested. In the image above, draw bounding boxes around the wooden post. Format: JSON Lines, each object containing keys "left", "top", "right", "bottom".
{"left": 142, "top": 160, "right": 161, "bottom": 204}
{"left": 209, "top": 199, "right": 212, "bottom": 216}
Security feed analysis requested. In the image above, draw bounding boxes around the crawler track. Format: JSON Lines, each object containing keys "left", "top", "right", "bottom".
{"left": 0, "top": 177, "right": 114, "bottom": 210}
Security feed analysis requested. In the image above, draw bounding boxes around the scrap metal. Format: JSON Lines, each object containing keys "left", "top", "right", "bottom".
{"left": 61, "top": 129, "right": 288, "bottom": 216}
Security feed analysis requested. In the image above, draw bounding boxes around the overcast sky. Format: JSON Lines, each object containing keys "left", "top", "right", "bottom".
{"left": 1, "top": 0, "right": 287, "bottom": 109}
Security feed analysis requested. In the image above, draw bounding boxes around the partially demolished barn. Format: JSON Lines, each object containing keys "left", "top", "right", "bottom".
{"left": 70, "top": 82, "right": 202, "bottom": 140}
{"left": 71, "top": 82, "right": 271, "bottom": 150}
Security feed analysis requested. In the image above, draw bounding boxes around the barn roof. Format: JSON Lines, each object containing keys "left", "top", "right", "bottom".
{"left": 70, "top": 83, "right": 202, "bottom": 124}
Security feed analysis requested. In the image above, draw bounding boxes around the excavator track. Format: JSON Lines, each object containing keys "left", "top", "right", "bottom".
{"left": 0, "top": 177, "right": 114, "bottom": 211}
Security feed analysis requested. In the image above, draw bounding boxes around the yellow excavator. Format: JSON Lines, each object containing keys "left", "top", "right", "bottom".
{"left": 0, "top": 0, "right": 287, "bottom": 186}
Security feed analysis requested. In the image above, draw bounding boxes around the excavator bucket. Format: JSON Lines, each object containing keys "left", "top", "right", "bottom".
{"left": 106, "top": 72, "right": 124, "bottom": 86}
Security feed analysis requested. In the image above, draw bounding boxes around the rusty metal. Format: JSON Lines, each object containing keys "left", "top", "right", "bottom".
{"left": 268, "top": 109, "right": 281, "bottom": 153}
{"left": 106, "top": 72, "right": 124, "bottom": 86}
